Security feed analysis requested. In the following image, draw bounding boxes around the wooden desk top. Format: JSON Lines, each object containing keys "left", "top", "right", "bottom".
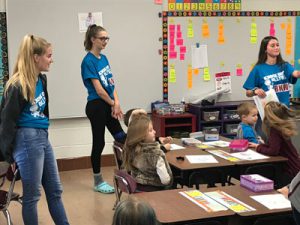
{"left": 202, "top": 185, "right": 292, "bottom": 217}
{"left": 134, "top": 185, "right": 292, "bottom": 224}
{"left": 133, "top": 188, "right": 235, "bottom": 224}
{"left": 166, "top": 147, "right": 235, "bottom": 170}
{"left": 166, "top": 139, "right": 288, "bottom": 170}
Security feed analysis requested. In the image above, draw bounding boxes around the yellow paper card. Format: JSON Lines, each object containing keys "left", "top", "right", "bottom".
{"left": 203, "top": 67, "right": 211, "bottom": 81}
{"left": 250, "top": 36, "right": 257, "bottom": 44}
{"left": 169, "top": 64, "right": 176, "bottom": 83}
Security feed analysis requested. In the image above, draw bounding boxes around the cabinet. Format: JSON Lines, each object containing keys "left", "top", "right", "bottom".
{"left": 188, "top": 100, "right": 253, "bottom": 138}
{"left": 151, "top": 113, "right": 196, "bottom": 137}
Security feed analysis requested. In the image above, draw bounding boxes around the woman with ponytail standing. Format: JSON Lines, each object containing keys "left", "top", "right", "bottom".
{"left": 0, "top": 35, "right": 70, "bottom": 225}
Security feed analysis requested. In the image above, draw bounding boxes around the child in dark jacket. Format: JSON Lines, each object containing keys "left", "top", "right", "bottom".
{"left": 250, "top": 101, "right": 300, "bottom": 187}
{"left": 122, "top": 115, "right": 173, "bottom": 191}
{"left": 124, "top": 108, "right": 172, "bottom": 152}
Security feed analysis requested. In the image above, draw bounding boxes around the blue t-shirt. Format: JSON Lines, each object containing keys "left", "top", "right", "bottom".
{"left": 81, "top": 52, "right": 115, "bottom": 101}
{"left": 243, "top": 63, "right": 296, "bottom": 106}
{"left": 236, "top": 122, "right": 259, "bottom": 144}
{"left": 18, "top": 78, "right": 49, "bottom": 129}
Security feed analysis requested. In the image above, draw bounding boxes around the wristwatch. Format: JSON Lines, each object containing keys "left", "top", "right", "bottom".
{"left": 252, "top": 88, "right": 257, "bottom": 96}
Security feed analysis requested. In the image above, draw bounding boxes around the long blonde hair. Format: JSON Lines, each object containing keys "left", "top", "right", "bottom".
{"left": 122, "top": 115, "right": 151, "bottom": 171}
{"left": 5, "top": 34, "right": 51, "bottom": 102}
{"left": 263, "top": 101, "right": 297, "bottom": 139}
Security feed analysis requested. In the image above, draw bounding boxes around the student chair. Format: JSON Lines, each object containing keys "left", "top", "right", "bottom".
{"left": 0, "top": 164, "right": 22, "bottom": 225}
{"left": 188, "top": 169, "right": 228, "bottom": 189}
{"left": 112, "top": 141, "right": 124, "bottom": 170}
{"left": 113, "top": 169, "right": 137, "bottom": 209}
{"left": 253, "top": 214, "right": 296, "bottom": 225}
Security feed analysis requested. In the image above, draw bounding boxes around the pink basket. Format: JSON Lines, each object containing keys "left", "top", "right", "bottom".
{"left": 229, "top": 139, "right": 248, "bottom": 152}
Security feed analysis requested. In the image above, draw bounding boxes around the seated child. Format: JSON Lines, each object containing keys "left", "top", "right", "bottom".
{"left": 278, "top": 171, "right": 300, "bottom": 225}
{"left": 236, "top": 102, "right": 263, "bottom": 144}
{"left": 122, "top": 115, "right": 173, "bottom": 191}
{"left": 250, "top": 101, "right": 300, "bottom": 187}
{"left": 124, "top": 108, "right": 172, "bottom": 152}
{"left": 112, "top": 197, "right": 160, "bottom": 225}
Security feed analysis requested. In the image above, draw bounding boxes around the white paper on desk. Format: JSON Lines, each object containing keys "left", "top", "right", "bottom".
{"left": 186, "top": 155, "right": 218, "bottom": 164}
{"left": 179, "top": 190, "right": 228, "bottom": 212}
{"left": 251, "top": 194, "right": 291, "bottom": 209}
{"left": 230, "top": 149, "right": 269, "bottom": 161}
{"left": 170, "top": 144, "right": 185, "bottom": 151}
{"left": 205, "top": 191, "right": 256, "bottom": 213}
{"left": 202, "top": 140, "right": 230, "bottom": 148}
{"left": 253, "top": 89, "right": 279, "bottom": 119}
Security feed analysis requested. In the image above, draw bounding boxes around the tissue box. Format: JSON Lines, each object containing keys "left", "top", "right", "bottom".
{"left": 240, "top": 174, "right": 274, "bottom": 192}
{"left": 229, "top": 139, "right": 248, "bottom": 152}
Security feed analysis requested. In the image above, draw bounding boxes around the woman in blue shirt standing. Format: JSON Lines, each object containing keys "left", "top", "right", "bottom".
{"left": 0, "top": 35, "right": 69, "bottom": 225}
{"left": 243, "top": 36, "right": 300, "bottom": 139}
{"left": 81, "top": 25, "right": 126, "bottom": 194}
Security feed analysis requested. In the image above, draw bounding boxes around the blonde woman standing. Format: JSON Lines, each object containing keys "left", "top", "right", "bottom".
{"left": 0, "top": 35, "right": 69, "bottom": 225}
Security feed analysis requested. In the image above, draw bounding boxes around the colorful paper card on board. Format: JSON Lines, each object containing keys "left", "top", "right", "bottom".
{"left": 188, "top": 65, "right": 193, "bottom": 89}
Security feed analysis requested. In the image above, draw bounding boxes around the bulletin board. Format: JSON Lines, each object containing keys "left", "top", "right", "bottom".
{"left": 162, "top": 11, "right": 300, "bottom": 104}
{"left": 6, "top": 0, "right": 162, "bottom": 118}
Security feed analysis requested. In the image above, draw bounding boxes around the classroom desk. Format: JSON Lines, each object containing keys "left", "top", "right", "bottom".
{"left": 167, "top": 138, "right": 288, "bottom": 186}
{"left": 202, "top": 185, "right": 293, "bottom": 225}
{"left": 133, "top": 185, "right": 292, "bottom": 225}
{"left": 133, "top": 188, "right": 235, "bottom": 225}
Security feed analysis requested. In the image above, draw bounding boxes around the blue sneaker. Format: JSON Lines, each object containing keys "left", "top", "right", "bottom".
{"left": 94, "top": 181, "right": 115, "bottom": 194}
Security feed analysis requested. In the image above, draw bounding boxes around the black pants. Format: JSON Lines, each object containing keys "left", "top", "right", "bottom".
{"left": 293, "top": 206, "right": 300, "bottom": 225}
{"left": 86, "top": 99, "right": 126, "bottom": 174}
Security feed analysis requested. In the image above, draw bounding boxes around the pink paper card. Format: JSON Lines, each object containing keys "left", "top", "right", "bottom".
{"left": 236, "top": 68, "right": 243, "bottom": 76}
{"left": 176, "top": 38, "right": 183, "bottom": 46}
{"left": 177, "top": 32, "right": 182, "bottom": 39}
{"left": 169, "top": 24, "right": 175, "bottom": 31}
{"left": 169, "top": 31, "right": 175, "bottom": 40}
{"left": 180, "top": 46, "right": 186, "bottom": 53}
{"left": 180, "top": 54, "right": 185, "bottom": 61}
{"left": 169, "top": 44, "right": 175, "bottom": 52}
{"left": 154, "top": 0, "right": 163, "bottom": 4}
{"left": 169, "top": 51, "right": 177, "bottom": 59}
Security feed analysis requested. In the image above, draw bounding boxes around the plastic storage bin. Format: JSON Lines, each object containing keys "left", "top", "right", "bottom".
{"left": 202, "top": 126, "right": 221, "bottom": 134}
{"left": 240, "top": 174, "right": 274, "bottom": 192}
{"left": 189, "top": 131, "right": 204, "bottom": 141}
{"left": 202, "top": 111, "right": 220, "bottom": 121}
{"left": 224, "top": 109, "right": 240, "bottom": 120}
{"left": 225, "top": 124, "right": 239, "bottom": 134}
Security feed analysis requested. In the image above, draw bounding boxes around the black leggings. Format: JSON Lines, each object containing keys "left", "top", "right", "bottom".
{"left": 86, "top": 99, "right": 126, "bottom": 174}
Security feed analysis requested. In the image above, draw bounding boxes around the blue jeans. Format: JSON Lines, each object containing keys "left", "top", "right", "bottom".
{"left": 13, "top": 128, "right": 69, "bottom": 225}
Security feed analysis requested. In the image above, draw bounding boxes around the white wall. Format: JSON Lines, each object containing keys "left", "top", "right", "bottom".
{"left": 49, "top": 118, "right": 127, "bottom": 159}
{"left": 5, "top": 0, "right": 300, "bottom": 159}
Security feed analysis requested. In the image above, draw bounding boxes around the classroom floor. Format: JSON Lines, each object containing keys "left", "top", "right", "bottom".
{"left": 0, "top": 167, "right": 116, "bottom": 225}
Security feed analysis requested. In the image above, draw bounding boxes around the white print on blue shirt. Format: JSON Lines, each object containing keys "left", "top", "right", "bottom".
{"left": 263, "top": 71, "right": 286, "bottom": 90}
{"left": 30, "top": 91, "right": 46, "bottom": 118}
{"left": 98, "top": 65, "right": 112, "bottom": 87}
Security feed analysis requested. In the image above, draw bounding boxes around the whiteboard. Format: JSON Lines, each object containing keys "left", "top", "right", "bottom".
{"left": 166, "top": 16, "right": 296, "bottom": 104}
{"left": 6, "top": 0, "right": 162, "bottom": 118}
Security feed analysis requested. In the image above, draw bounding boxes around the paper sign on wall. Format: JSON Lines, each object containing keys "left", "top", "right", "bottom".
{"left": 215, "top": 72, "right": 231, "bottom": 93}
{"left": 191, "top": 44, "right": 208, "bottom": 69}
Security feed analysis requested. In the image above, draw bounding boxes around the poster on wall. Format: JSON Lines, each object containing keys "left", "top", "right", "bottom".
{"left": 78, "top": 12, "right": 103, "bottom": 33}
